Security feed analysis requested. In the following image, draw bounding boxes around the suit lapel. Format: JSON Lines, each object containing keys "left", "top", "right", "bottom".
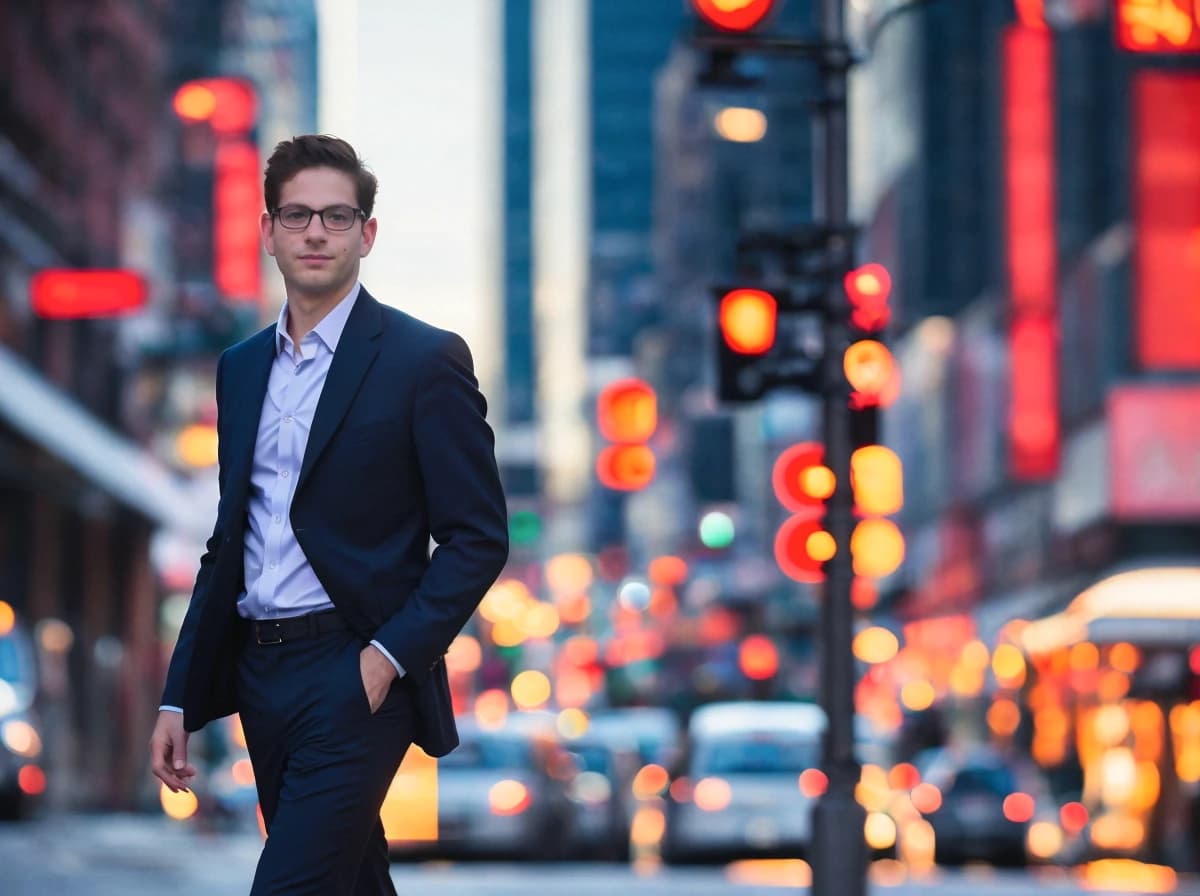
{"left": 223, "top": 327, "right": 276, "bottom": 508}
{"left": 296, "top": 290, "right": 384, "bottom": 493}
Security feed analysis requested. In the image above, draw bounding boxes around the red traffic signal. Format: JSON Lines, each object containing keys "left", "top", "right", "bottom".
{"left": 772, "top": 442, "right": 835, "bottom": 512}
{"left": 596, "top": 379, "right": 657, "bottom": 491}
{"left": 597, "top": 378, "right": 657, "bottom": 443}
{"left": 596, "top": 445, "right": 655, "bottom": 492}
{"left": 719, "top": 288, "right": 777, "bottom": 355}
{"left": 844, "top": 263, "right": 892, "bottom": 333}
{"left": 775, "top": 515, "right": 835, "bottom": 583}
{"left": 691, "top": 0, "right": 778, "bottom": 32}
{"left": 31, "top": 270, "right": 147, "bottom": 319}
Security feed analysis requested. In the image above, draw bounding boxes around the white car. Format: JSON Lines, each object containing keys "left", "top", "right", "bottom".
{"left": 663, "top": 701, "right": 827, "bottom": 863}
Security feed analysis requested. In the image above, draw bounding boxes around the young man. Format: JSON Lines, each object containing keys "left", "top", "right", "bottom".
{"left": 149, "top": 135, "right": 508, "bottom": 895}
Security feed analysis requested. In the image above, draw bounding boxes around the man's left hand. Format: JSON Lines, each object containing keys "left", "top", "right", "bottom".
{"left": 359, "top": 644, "right": 399, "bottom": 714}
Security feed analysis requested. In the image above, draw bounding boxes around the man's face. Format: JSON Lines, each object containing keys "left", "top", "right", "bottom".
{"left": 261, "top": 166, "right": 377, "bottom": 303}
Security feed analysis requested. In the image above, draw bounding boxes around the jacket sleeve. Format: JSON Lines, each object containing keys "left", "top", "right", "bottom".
{"left": 160, "top": 353, "right": 229, "bottom": 707}
{"left": 371, "top": 332, "right": 509, "bottom": 685}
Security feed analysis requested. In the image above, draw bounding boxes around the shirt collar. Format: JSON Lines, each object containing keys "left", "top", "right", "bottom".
{"left": 275, "top": 281, "right": 362, "bottom": 355}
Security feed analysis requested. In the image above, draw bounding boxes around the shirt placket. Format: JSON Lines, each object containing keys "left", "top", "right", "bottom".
{"left": 263, "top": 341, "right": 306, "bottom": 613}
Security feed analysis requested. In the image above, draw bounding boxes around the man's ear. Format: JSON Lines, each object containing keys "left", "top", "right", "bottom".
{"left": 261, "top": 211, "right": 276, "bottom": 256}
{"left": 360, "top": 217, "right": 378, "bottom": 258}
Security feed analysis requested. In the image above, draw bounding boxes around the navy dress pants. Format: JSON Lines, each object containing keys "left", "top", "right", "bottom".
{"left": 236, "top": 627, "right": 414, "bottom": 895}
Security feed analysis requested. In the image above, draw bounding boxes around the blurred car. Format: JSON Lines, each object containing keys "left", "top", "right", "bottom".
{"left": 662, "top": 701, "right": 826, "bottom": 863}
{"left": 587, "top": 707, "right": 681, "bottom": 771}
{"left": 916, "top": 744, "right": 1049, "bottom": 867}
{"left": 388, "top": 713, "right": 573, "bottom": 861}
{"left": 0, "top": 611, "right": 46, "bottom": 820}
{"left": 562, "top": 737, "right": 633, "bottom": 861}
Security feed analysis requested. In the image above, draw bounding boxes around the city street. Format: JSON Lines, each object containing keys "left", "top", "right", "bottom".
{"left": 1, "top": 814, "right": 1197, "bottom": 896}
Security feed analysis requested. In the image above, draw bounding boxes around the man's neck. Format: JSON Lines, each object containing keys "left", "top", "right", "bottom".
{"left": 285, "top": 286, "right": 350, "bottom": 345}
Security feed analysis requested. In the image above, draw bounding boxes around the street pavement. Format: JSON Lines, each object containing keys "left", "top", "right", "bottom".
{"left": 2, "top": 813, "right": 1198, "bottom": 895}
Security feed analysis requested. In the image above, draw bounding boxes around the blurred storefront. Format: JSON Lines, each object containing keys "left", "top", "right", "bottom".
{"left": 846, "top": 0, "right": 1200, "bottom": 866}
{"left": 0, "top": 0, "right": 316, "bottom": 809}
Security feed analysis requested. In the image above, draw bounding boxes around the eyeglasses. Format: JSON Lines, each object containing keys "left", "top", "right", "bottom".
{"left": 273, "top": 204, "right": 365, "bottom": 232}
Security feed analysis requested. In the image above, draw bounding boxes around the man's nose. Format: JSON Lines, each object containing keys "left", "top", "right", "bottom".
{"left": 303, "top": 214, "right": 329, "bottom": 238}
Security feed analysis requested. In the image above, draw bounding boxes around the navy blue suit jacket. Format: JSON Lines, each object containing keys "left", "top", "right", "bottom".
{"left": 161, "top": 288, "right": 509, "bottom": 757}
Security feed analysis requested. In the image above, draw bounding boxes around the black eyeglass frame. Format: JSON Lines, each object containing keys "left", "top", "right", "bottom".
{"left": 271, "top": 204, "right": 367, "bottom": 232}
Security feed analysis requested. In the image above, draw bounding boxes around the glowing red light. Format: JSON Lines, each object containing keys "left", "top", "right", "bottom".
{"left": 798, "top": 768, "right": 828, "bottom": 798}
{"left": 1060, "top": 801, "right": 1089, "bottom": 835}
{"left": 30, "top": 270, "right": 147, "bottom": 319}
{"left": 18, "top": 765, "right": 46, "bottom": 796}
{"left": 1003, "top": 792, "right": 1036, "bottom": 824}
{"left": 738, "top": 634, "right": 779, "bottom": 680}
{"left": 691, "top": 0, "right": 777, "bottom": 33}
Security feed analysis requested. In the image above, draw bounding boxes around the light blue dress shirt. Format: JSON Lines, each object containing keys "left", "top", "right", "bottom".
{"left": 160, "top": 283, "right": 403, "bottom": 715}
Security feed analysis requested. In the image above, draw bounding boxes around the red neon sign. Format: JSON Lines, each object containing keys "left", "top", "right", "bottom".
{"left": 31, "top": 270, "right": 147, "bottom": 319}
{"left": 1009, "top": 316, "right": 1060, "bottom": 479}
{"left": 1134, "top": 71, "right": 1200, "bottom": 369}
{"left": 1115, "top": 0, "right": 1200, "bottom": 54}
{"left": 1109, "top": 385, "right": 1200, "bottom": 518}
{"left": 214, "top": 140, "right": 261, "bottom": 302}
{"left": 1003, "top": 26, "right": 1057, "bottom": 316}
{"left": 1003, "top": 24, "right": 1060, "bottom": 480}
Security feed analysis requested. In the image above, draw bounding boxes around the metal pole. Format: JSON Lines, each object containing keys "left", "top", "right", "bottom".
{"left": 811, "top": 0, "right": 867, "bottom": 893}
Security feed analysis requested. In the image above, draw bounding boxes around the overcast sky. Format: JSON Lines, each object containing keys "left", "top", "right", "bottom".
{"left": 315, "top": 0, "right": 503, "bottom": 396}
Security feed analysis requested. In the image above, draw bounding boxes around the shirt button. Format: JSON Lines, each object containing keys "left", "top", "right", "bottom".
{"left": 284, "top": 416, "right": 293, "bottom": 424}
{"left": 269, "top": 563, "right": 277, "bottom": 570}
{"left": 280, "top": 470, "right": 290, "bottom": 478}
{"left": 273, "top": 514, "right": 282, "bottom": 523}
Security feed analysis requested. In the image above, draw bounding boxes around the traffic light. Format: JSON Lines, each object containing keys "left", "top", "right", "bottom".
{"left": 843, "top": 262, "right": 905, "bottom": 580}
{"left": 595, "top": 378, "right": 656, "bottom": 491}
{"left": 690, "top": 0, "right": 780, "bottom": 32}
{"left": 843, "top": 263, "right": 900, "bottom": 410}
{"left": 716, "top": 287, "right": 779, "bottom": 402}
{"left": 173, "top": 78, "right": 257, "bottom": 135}
{"left": 772, "top": 442, "right": 835, "bottom": 582}
{"left": 849, "top": 446, "right": 905, "bottom": 578}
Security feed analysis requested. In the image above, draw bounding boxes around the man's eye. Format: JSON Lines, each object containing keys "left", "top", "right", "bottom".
{"left": 327, "top": 210, "right": 352, "bottom": 225}
{"left": 282, "top": 210, "right": 309, "bottom": 225}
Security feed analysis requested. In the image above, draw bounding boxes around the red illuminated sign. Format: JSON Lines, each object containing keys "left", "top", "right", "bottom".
{"left": 1115, "top": 0, "right": 1200, "bottom": 53}
{"left": 31, "top": 270, "right": 147, "bottom": 319}
{"left": 1109, "top": 385, "right": 1200, "bottom": 518}
{"left": 214, "top": 140, "right": 261, "bottom": 302}
{"left": 1009, "top": 316, "right": 1060, "bottom": 479}
{"left": 1003, "top": 24, "right": 1060, "bottom": 480}
{"left": 1133, "top": 71, "right": 1200, "bottom": 369}
{"left": 1003, "top": 26, "right": 1056, "bottom": 316}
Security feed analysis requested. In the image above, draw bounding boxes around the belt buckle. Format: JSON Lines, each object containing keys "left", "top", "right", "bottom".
{"left": 256, "top": 621, "right": 284, "bottom": 645}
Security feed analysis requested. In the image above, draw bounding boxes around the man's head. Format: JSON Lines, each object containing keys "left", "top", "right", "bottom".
{"left": 260, "top": 135, "right": 378, "bottom": 306}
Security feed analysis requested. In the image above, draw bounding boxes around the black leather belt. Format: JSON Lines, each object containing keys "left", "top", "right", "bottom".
{"left": 250, "top": 609, "right": 349, "bottom": 646}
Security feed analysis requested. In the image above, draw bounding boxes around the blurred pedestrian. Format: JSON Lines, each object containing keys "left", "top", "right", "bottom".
{"left": 149, "top": 134, "right": 508, "bottom": 895}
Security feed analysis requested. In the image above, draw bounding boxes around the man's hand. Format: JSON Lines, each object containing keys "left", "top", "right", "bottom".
{"left": 360, "top": 644, "right": 399, "bottom": 714}
{"left": 149, "top": 710, "right": 197, "bottom": 793}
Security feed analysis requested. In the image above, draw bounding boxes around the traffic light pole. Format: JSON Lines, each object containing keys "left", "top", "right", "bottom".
{"left": 811, "top": 1, "right": 866, "bottom": 894}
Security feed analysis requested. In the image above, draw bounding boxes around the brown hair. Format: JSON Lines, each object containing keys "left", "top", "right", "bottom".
{"left": 263, "top": 134, "right": 378, "bottom": 216}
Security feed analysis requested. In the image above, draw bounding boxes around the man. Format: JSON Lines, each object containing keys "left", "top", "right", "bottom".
{"left": 149, "top": 134, "right": 508, "bottom": 895}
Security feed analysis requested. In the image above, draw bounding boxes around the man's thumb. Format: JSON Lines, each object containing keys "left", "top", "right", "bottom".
{"left": 173, "top": 739, "right": 187, "bottom": 770}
